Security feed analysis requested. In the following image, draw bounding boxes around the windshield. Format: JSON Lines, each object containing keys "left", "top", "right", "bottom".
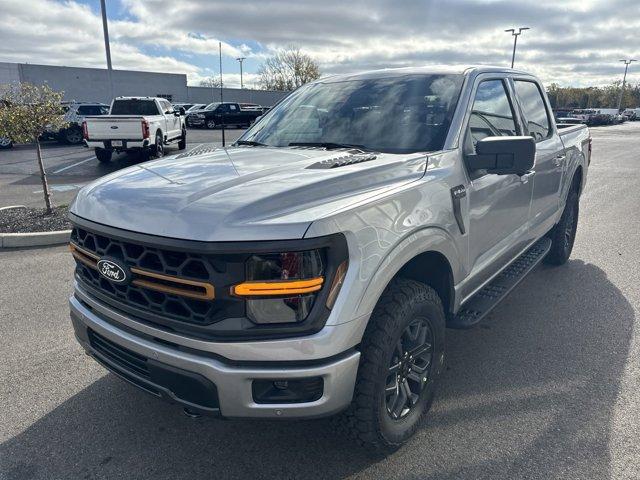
{"left": 187, "top": 104, "right": 204, "bottom": 112}
{"left": 239, "top": 74, "right": 464, "bottom": 153}
{"left": 111, "top": 100, "right": 158, "bottom": 115}
{"left": 205, "top": 102, "right": 220, "bottom": 111}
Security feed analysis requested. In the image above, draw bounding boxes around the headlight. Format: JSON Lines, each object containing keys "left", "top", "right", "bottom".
{"left": 233, "top": 251, "right": 325, "bottom": 324}
{"left": 196, "top": 113, "right": 205, "bottom": 118}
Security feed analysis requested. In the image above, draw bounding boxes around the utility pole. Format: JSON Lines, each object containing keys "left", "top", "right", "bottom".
{"left": 505, "top": 27, "right": 530, "bottom": 68}
{"left": 617, "top": 59, "right": 636, "bottom": 112}
{"left": 99, "top": 0, "right": 114, "bottom": 101}
{"left": 219, "top": 42, "right": 225, "bottom": 147}
{"left": 236, "top": 57, "right": 246, "bottom": 89}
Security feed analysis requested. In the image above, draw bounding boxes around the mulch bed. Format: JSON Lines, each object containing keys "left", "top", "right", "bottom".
{"left": 0, "top": 205, "right": 71, "bottom": 233}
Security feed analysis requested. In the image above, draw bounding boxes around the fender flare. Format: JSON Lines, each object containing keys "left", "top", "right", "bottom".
{"left": 353, "top": 226, "right": 463, "bottom": 320}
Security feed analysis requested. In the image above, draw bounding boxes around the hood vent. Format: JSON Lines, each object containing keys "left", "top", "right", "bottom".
{"left": 175, "top": 144, "right": 217, "bottom": 159}
{"left": 307, "top": 153, "right": 377, "bottom": 170}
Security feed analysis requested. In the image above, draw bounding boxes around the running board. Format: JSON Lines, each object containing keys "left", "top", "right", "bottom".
{"left": 448, "top": 237, "right": 552, "bottom": 329}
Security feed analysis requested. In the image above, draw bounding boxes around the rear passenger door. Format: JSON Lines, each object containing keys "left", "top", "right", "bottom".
{"left": 461, "top": 77, "right": 534, "bottom": 299}
{"left": 512, "top": 79, "right": 564, "bottom": 236}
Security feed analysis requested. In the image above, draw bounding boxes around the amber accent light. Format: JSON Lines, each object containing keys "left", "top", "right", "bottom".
{"left": 232, "top": 277, "right": 324, "bottom": 296}
{"left": 69, "top": 242, "right": 215, "bottom": 301}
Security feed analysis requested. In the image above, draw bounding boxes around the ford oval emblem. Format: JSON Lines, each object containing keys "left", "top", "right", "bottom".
{"left": 97, "top": 258, "right": 130, "bottom": 284}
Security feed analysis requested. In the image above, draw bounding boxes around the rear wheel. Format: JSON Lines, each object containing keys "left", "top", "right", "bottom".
{"left": 95, "top": 148, "right": 112, "bottom": 163}
{"left": 545, "top": 188, "right": 579, "bottom": 265}
{"left": 0, "top": 137, "right": 12, "bottom": 149}
{"left": 178, "top": 129, "right": 187, "bottom": 150}
{"left": 336, "top": 278, "right": 446, "bottom": 453}
{"left": 151, "top": 132, "right": 164, "bottom": 159}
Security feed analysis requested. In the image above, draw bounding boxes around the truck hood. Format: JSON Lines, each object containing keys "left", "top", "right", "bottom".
{"left": 71, "top": 145, "right": 427, "bottom": 241}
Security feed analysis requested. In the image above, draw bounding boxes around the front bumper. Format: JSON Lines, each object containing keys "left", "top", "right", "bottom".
{"left": 69, "top": 294, "right": 360, "bottom": 418}
{"left": 186, "top": 117, "right": 205, "bottom": 126}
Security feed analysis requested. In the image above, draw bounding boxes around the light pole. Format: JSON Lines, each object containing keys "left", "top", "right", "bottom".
{"left": 617, "top": 59, "right": 636, "bottom": 112}
{"left": 99, "top": 0, "right": 114, "bottom": 100}
{"left": 236, "top": 57, "right": 246, "bottom": 89}
{"left": 505, "top": 27, "right": 530, "bottom": 68}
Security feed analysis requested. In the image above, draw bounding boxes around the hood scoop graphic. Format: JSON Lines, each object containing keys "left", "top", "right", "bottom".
{"left": 307, "top": 153, "right": 377, "bottom": 169}
{"left": 175, "top": 143, "right": 217, "bottom": 159}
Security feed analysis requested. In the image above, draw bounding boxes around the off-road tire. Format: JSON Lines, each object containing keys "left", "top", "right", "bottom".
{"left": 95, "top": 148, "right": 112, "bottom": 163}
{"left": 545, "top": 188, "right": 579, "bottom": 265}
{"left": 335, "top": 278, "right": 446, "bottom": 453}
{"left": 178, "top": 129, "right": 187, "bottom": 150}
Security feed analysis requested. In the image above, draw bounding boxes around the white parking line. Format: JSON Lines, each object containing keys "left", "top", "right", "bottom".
{"left": 53, "top": 156, "right": 96, "bottom": 174}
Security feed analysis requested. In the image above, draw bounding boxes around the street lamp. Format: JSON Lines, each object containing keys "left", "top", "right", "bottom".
{"left": 505, "top": 27, "right": 530, "bottom": 68}
{"left": 617, "top": 59, "right": 636, "bottom": 112}
{"left": 236, "top": 57, "right": 246, "bottom": 89}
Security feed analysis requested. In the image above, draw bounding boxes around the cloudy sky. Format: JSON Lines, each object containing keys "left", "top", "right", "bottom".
{"left": 1, "top": 0, "right": 639, "bottom": 88}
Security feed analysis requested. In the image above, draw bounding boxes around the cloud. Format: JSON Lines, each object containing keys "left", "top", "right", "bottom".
{"left": 0, "top": 0, "right": 639, "bottom": 87}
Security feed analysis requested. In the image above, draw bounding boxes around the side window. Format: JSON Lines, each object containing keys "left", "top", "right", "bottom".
{"left": 229, "top": 104, "right": 237, "bottom": 111}
{"left": 514, "top": 80, "right": 551, "bottom": 142}
{"left": 467, "top": 80, "right": 517, "bottom": 150}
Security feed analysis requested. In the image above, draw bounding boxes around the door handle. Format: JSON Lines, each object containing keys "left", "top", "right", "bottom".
{"left": 554, "top": 154, "right": 566, "bottom": 166}
{"left": 520, "top": 171, "right": 535, "bottom": 184}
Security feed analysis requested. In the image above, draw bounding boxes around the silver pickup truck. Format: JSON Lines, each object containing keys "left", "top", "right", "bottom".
{"left": 68, "top": 66, "right": 590, "bottom": 452}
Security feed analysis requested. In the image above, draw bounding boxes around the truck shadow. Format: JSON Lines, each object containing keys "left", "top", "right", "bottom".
{"left": 0, "top": 260, "right": 634, "bottom": 480}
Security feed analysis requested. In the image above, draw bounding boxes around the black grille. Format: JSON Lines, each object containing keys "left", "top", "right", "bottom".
{"left": 89, "top": 329, "right": 150, "bottom": 379}
{"left": 71, "top": 226, "right": 245, "bottom": 335}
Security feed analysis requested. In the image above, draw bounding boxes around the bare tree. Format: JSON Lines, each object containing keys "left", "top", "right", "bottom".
{"left": 0, "top": 83, "right": 67, "bottom": 213}
{"left": 258, "top": 46, "right": 320, "bottom": 91}
{"left": 199, "top": 76, "right": 223, "bottom": 88}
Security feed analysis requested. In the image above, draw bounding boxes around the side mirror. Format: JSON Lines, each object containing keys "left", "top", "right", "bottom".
{"left": 467, "top": 136, "right": 535, "bottom": 175}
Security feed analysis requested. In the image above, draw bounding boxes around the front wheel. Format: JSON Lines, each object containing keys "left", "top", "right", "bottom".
{"left": 95, "top": 148, "right": 112, "bottom": 163}
{"left": 544, "top": 188, "right": 579, "bottom": 265}
{"left": 206, "top": 119, "right": 216, "bottom": 129}
{"left": 336, "top": 278, "right": 446, "bottom": 453}
{"left": 64, "top": 127, "right": 84, "bottom": 145}
{"left": 0, "top": 137, "right": 12, "bottom": 149}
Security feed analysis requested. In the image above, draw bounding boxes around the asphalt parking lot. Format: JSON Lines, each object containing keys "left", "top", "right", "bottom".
{"left": 0, "top": 127, "right": 244, "bottom": 208}
{"left": 1, "top": 122, "right": 640, "bottom": 479}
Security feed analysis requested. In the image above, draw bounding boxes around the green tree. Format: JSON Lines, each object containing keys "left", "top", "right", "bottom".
{"left": 258, "top": 46, "right": 321, "bottom": 91}
{"left": 0, "top": 83, "right": 67, "bottom": 213}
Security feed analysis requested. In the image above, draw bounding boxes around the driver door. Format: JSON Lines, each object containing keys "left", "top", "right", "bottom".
{"left": 461, "top": 77, "right": 534, "bottom": 300}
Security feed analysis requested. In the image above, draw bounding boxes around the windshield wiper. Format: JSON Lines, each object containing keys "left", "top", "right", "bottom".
{"left": 289, "top": 142, "right": 371, "bottom": 151}
{"left": 235, "top": 140, "right": 269, "bottom": 147}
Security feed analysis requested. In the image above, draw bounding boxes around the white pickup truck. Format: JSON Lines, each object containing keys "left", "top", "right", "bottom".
{"left": 83, "top": 97, "right": 187, "bottom": 163}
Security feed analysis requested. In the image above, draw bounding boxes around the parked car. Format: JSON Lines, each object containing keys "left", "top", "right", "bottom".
{"left": 68, "top": 66, "right": 590, "bottom": 452}
{"left": 186, "top": 102, "right": 262, "bottom": 129}
{"left": 186, "top": 103, "right": 207, "bottom": 113}
{"left": 556, "top": 117, "right": 584, "bottom": 125}
{"left": 82, "top": 96, "right": 186, "bottom": 163}
{"left": 54, "top": 102, "right": 110, "bottom": 145}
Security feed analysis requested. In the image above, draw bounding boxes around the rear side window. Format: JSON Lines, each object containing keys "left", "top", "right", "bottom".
{"left": 110, "top": 100, "right": 159, "bottom": 115}
{"left": 514, "top": 81, "right": 551, "bottom": 142}
{"left": 468, "top": 80, "right": 517, "bottom": 148}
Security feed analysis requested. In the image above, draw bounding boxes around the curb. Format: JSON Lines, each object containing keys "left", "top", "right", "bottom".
{"left": 0, "top": 229, "right": 71, "bottom": 249}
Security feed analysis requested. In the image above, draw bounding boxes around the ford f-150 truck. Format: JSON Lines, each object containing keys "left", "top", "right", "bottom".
{"left": 83, "top": 97, "right": 187, "bottom": 163}
{"left": 68, "top": 66, "right": 590, "bottom": 452}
